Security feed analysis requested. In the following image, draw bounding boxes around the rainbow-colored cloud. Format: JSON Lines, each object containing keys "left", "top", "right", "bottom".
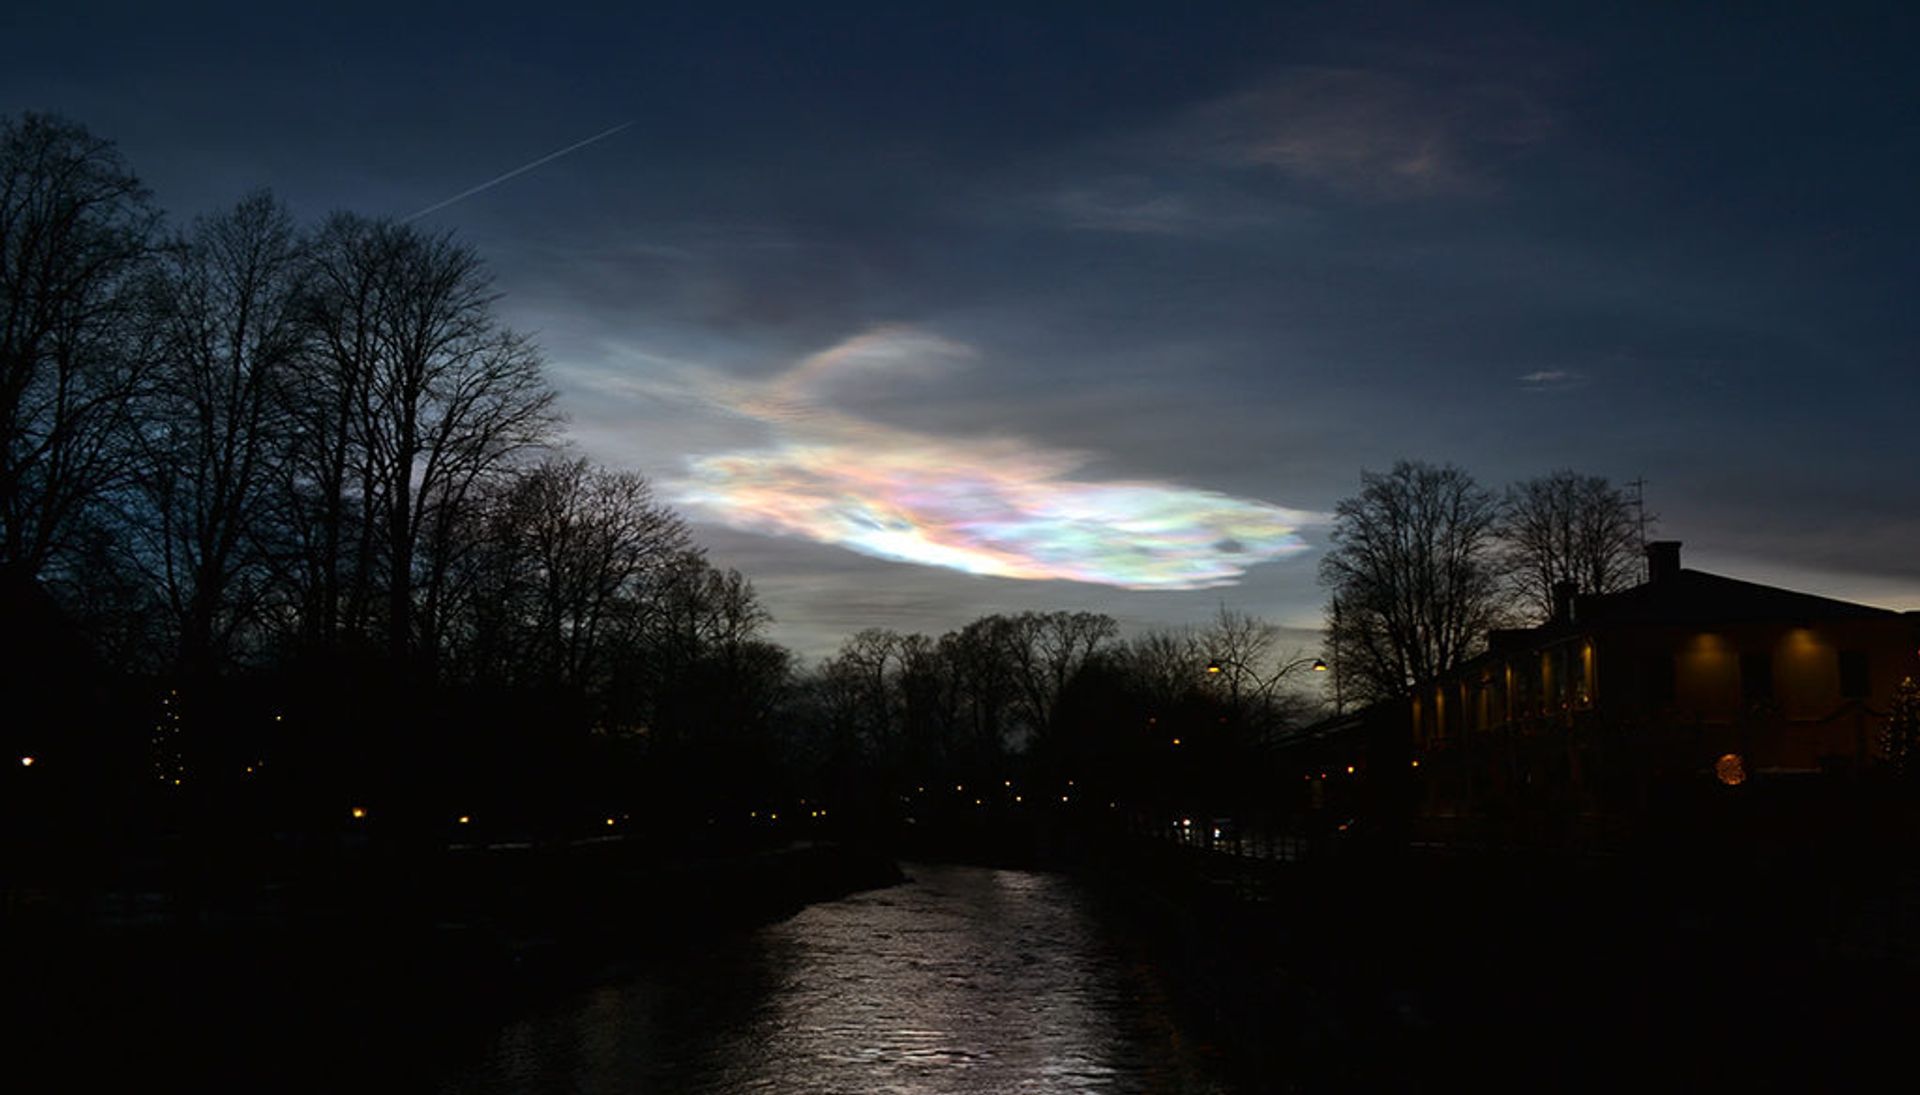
{"left": 667, "top": 327, "right": 1318, "bottom": 590}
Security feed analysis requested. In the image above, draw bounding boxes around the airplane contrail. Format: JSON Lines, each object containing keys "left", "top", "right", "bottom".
{"left": 403, "top": 121, "right": 635, "bottom": 222}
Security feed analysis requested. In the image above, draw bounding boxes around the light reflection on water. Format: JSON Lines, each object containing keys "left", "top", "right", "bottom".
{"left": 439, "top": 863, "right": 1232, "bottom": 1094}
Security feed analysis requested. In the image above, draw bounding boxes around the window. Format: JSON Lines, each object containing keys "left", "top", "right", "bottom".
{"left": 1838, "top": 651, "right": 1870, "bottom": 700}
{"left": 1740, "top": 652, "right": 1773, "bottom": 704}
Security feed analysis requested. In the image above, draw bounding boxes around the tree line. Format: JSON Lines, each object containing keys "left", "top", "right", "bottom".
{"left": 1, "top": 113, "right": 793, "bottom": 832}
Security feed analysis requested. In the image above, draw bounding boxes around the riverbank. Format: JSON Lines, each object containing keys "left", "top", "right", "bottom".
{"left": 2, "top": 839, "right": 902, "bottom": 1090}
{"left": 1070, "top": 834, "right": 1917, "bottom": 1093}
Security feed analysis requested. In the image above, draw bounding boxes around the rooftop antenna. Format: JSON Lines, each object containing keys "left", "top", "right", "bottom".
{"left": 1627, "top": 476, "right": 1649, "bottom": 579}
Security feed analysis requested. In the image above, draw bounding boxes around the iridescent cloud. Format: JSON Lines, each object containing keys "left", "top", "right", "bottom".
{"left": 665, "top": 327, "right": 1320, "bottom": 590}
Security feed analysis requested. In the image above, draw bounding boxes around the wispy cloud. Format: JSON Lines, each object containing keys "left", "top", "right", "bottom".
{"left": 1517, "top": 368, "right": 1586, "bottom": 390}
{"left": 664, "top": 327, "right": 1322, "bottom": 589}
{"left": 1178, "top": 67, "right": 1550, "bottom": 200}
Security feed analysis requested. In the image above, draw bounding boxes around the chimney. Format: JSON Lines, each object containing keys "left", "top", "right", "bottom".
{"left": 1646, "top": 540, "right": 1682, "bottom": 584}
{"left": 1551, "top": 580, "right": 1578, "bottom": 624}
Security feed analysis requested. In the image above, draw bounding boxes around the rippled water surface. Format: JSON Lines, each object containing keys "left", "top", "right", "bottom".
{"left": 438, "top": 863, "right": 1232, "bottom": 1094}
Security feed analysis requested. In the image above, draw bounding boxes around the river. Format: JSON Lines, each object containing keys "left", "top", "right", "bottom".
{"left": 434, "top": 862, "right": 1237, "bottom": 1094}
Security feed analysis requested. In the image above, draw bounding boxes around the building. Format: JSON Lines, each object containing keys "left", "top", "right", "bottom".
{"left": 1299, "top": 542, "right": 1920, "bottom": 850}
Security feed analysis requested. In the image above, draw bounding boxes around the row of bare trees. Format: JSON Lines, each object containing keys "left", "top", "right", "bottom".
{"left": 785, "top": 608, "right": 1325, "bottom": 811}
{"left": 1, "top": 114, "right": 778, "bottom": 788}
{"left": 1320, "top": 460, "right": 1648, "bottom": 705}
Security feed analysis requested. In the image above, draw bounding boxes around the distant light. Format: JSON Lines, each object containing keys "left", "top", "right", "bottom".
{"left": 274, "top": 714, "right": 284, "bottom": 722}
{"left": 1060, "top": 795, "right": 1069, "bottom": 803}
{"left": 1312, "top": 659, "right": 1328, "bottom": 672}
{"left": 1172, "top": 738, "right": 1182, "bottom": 746}
{"left": 605, "top": 817, "right": 615, "bottom": 826}
{"left": 1715, "top": 753, "right": 1747, "bottom": 787}
{"left": 458, "top": 815, "right": 471, "bottom": 825}
{"left": 1003, "top": 780, "right": 1012, "bottom": 787}
{"left": 18, "top": 756, "right": 33, "bottom": 767}
{"left": 974, "top": 798, "right": 983, "bottom": 806}
{"left": 1206, "top": 661, "right": 1223, "bottom": 674}
{"left": 1181, "top": 818, "right": 1192, "bottom": 828}
{"left": 350, "top": 806, "right": 367, "bottom": 819}
{"left": 955, "top": 784, "right": 964, "bottom": 792}
{"left": 1014, "top": 795, "right": 1022, "bottom": 803}
{"left": 1346, "top": 765, "right": 1355, "bottom": 775}
{"left": 769, "top": 812, "right": 778, "bottom": 821}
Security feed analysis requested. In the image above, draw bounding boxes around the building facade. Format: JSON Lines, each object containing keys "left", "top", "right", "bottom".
{"left": 1316, "top": 542, "right": 1919, "bottom": 850}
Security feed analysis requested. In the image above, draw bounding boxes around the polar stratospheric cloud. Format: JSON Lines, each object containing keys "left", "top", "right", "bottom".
{"left": 668, "top": 328, "right": 1320, "bottom": 590}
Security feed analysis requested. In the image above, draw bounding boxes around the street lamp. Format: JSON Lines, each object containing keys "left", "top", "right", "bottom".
{"left": 1202, "top": 653, "right": 1331, "bottom": 738}
{"left": 1205, "top": 655, "right": 1329, "bottom": 710}
{"left": 1205, "top": 656, "right": 1327, "bottom": 676}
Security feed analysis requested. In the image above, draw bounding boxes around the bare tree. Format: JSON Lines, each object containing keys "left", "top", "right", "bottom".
{"left": 288, "top": 214, "right": 557, "bottom": 666}
{"left": 1499, "top": 470, "right": 1644, "bottom": 622}
{"left": 133, "top": 192, "right": 307, "bottom": 674}
{"left": 0, "top": 114, "right": 158, "bottom": 581}
{"left": 1196, "top": 606, "right": 1318, "bottom": 730}
{"left": 1109, "top": 627, "right": 1205, "bottom": 713}
{"left": 946, "top": 615, "right": 1021, "bottom": 760}
{"left": 503, "top": 458, "right": 690, "bottom": 687}
{"left": 440, "top": 457, "right": 691, "bottom": 689}
{"left": 1320, "top": 460, "right": 1507, "bottom": 702}
{"left": 817, "top": 628, "right": 903, "bottom": 758}
{"left": 1002, "top": 610, "right": 1118, "bottom": 739}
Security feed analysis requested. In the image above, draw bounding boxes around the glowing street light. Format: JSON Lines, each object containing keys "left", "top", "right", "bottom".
{"left": 1205, "top": 656, "right": 1327, "bottom": 675}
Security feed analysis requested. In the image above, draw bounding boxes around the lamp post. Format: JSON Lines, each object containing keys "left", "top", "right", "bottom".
{"left": 1204, "top": 654, "right": 1328, "bottom": 705}
{"left": 1199, "top": 654, "right": 1328, "bottom": 857}
{"left": 1202, "top": 653, "right": 1329, "bottom": 744}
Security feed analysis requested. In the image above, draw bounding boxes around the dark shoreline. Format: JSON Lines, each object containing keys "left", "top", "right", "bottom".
{"left": 2, "top": 839, "right": 904, "bottom": 1090}
{"left": 1069, "top": 838, "right": 1917, "bottom": 1093}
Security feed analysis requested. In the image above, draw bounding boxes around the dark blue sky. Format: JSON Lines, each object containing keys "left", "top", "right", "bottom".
{"left": 6, "top": 2, "right": 1916, "bottom": 658}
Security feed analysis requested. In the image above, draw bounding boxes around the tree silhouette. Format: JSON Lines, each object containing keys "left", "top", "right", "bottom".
{"left": 291, "top": 214, "right": 557, "bottom": 667}
{"left": 1320, "top": 460, "right": 1506, "bottom": 702}
{"left": 133, "top": 191, "right": 307, "bottom": 677}
{"left": 1500, "top": 470, "right": 1644, "bottom": 622}
{"left": 0, "top": 113, "right": 158, "bottom": 581}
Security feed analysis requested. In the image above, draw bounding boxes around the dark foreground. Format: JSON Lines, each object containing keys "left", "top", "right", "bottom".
{"left": 4, "top": 821, "right": 1915, "bottom": 1093}
{"left": 1, "top": 838, "right": 902, "bottom": 1091}
{"left": 1076, "top": 839, "right": 1918, "bottom": 1092}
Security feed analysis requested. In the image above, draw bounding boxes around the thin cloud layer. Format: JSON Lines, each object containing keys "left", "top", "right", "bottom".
{"left": 666, "top": 327, "right": 1320, "bottom": 589}
{"left": 1181, "top": 67, "right": 1551, "bottom": 199}
{"left": 1518, "top": 369, "right": 1586, "bottom": 390}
